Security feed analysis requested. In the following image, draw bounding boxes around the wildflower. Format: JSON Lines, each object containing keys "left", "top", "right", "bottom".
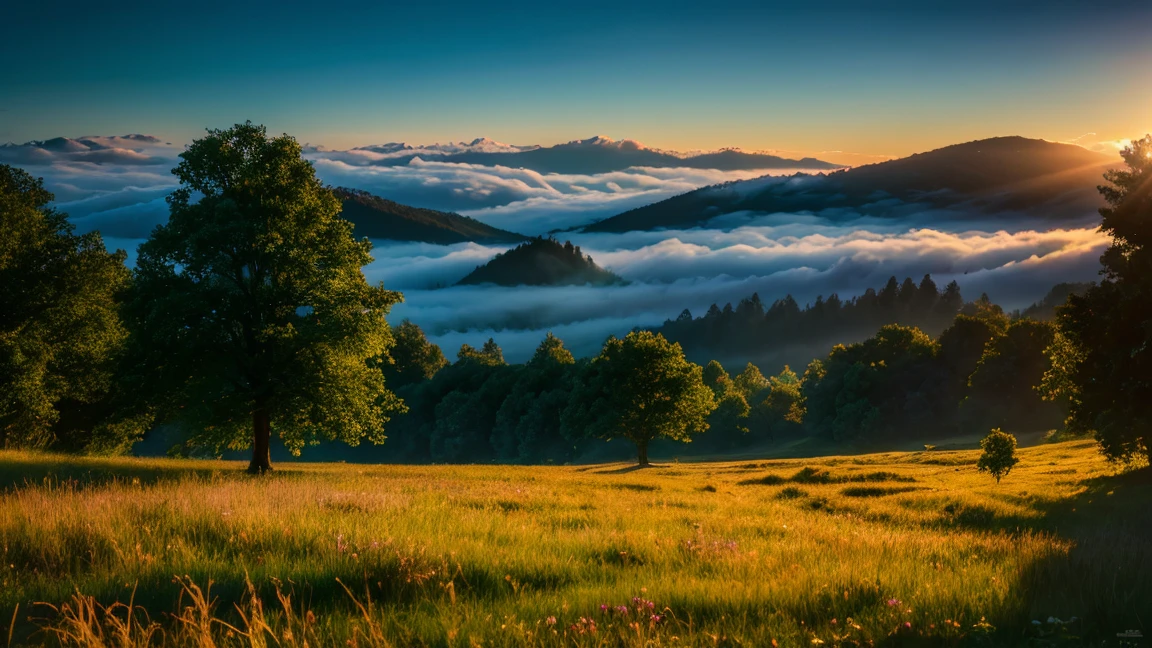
{"left": 651, "top": 614, "right": 662, "bottom": 623}
{"left": 887, "top": 598, "right": 901, "bottom": 607}
{"left": 600, "top": 604, "right": 609, "bottom": 613}
{"left": 616, "top": 605, "right": 629, "bottom": 615}
{"left": 546, "top": 616, "right": 557, "bottom": 626}
{"left": 904, "top": 622, "right": 912, "bottom": 629}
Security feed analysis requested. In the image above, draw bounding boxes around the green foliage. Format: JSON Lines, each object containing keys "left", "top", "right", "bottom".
{"left": 977, "top": 428, "right": 1019, "bottom": 483}
{"left": 962, "top": 319, "right": 1063, "bottom": 432}
{"left": 563, "top": 331, "right": 716, "bottom": 465}
{"left": 732, "top": 362, "right": 769, "bottom": 397}
{"left": 802, "top": 325, "right": 941, "bottom": 441}
{"left": 124, "top": 123, "right": 404, "bottom": 471}
{"left": 1043, "top": 135, "right": 1152, "bottom": 462}
{"left": 756, "top": 365, "right": 806, "bottom": 432}
{"left": 701, "top": 360, "right": 729, "bottom": 399}
{"left": 529, "top": 332, "right": 574, "bottom": 366}
{"left": 457, "top": 338, "right": 506, "bottom": 366}
{"left": 384, "top": 320, "right": 447, "bottom": 388}
{"left": 492, "top": 334, "right": 579, "bottom": 463}
{"left": 0, "top": 164, "right": 139, "bottom": 452}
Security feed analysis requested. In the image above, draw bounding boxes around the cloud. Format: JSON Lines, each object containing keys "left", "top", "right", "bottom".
{"left": 306, "top": 154, "right": 803, "bottom": 233}
{"left": 370, "top": 216, "right": 1108, "bottom": 363}
{"left": 3, "top": 132, "right": 1110, "bottom": 369}
{"left": 2, "top": 134, "right": 181, "bottom": 238}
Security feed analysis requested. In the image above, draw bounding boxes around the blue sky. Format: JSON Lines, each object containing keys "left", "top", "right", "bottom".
{"left": 2, "top": 0, "right": 1150, "bottom": 158}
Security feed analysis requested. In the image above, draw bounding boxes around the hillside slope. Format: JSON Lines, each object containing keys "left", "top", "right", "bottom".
{"left": 335, "top": 188, "right": 526, "bottom": 244}
{"left": 583, "top": 137, "right": 1114, "bottom": 233}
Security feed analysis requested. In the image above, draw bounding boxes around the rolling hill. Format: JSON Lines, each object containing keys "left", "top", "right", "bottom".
{"left": 335, "top": 188, "right": 526, "bottom": 244}
{"left": 581, "top": 136, "right": 1115, "bottom": 233}
{"left": 456, "top": 237, "right": 625, "bottom": 287}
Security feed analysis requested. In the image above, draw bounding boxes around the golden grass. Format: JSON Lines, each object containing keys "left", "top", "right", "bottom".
{"left": 0, "top": 439, "right": 1147, "bottom": 646}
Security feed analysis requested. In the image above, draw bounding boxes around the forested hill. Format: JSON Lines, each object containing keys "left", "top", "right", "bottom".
{"left": 335, "top": 187, "right": 527, "bottom": 244}
{"left": 456, "top": 237, "right": 625, "bottom": 287}
{"left": 582, "top": 136, "right": 1114, "bottom": 233}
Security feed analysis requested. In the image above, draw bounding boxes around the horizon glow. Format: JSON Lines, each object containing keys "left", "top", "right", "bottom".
{"left": 3, "top": 1, "right": 1151, "bottom": 164}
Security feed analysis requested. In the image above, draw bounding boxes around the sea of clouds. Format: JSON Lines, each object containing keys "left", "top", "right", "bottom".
{"left": 0, "top": 135, "right": 1108, "bottom": 363}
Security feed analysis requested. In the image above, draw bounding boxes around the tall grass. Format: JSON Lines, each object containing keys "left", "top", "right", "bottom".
{"left": 0, "top": 440, "right": 1147, "bottom": 646}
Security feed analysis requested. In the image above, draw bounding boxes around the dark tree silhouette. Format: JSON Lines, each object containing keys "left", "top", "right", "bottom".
{"left": 1044, "top": 135, "right": 1152, "bottom": 462}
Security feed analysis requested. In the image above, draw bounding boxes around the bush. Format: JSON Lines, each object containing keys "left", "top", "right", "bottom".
{"left": 977, "top": 428, "right": 1019, "bottom": 483}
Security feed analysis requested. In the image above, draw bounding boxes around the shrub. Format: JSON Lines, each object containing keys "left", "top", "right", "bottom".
{"left": 977, "top": 428, "right": 1019, "bottom": 483}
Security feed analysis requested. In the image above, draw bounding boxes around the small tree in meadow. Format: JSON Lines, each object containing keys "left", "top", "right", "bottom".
{"left": 563, "top": 331, "right": 716, "bottom": 466}
{"left": 977, "top": 428, "right": 1019, "bottom": 483}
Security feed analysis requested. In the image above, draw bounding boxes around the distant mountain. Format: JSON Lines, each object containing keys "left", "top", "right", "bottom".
{"left": 456, "top": 237, "right": 625, "bottom": 287}
{"left": 347, "top": 135, "right": 844, "bottom": 175}
{"left": 582, "top": 136, "right": 1115, "bottom": 233}
{"left": 335, "top": 188, "right": 527, "bottom": 244}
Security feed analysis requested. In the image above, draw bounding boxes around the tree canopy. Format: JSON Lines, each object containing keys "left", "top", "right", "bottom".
{"left": 125, "top": 122, "right": 404, "bottom": 472}
{"left": 0, "top": 164, "right": 136, "bottom": 452}
{"left": 1044, "top": 135, "right": 1152, "bottom": 462}
{"left": 563, "top": 331, "right": 715, "bottom": 465}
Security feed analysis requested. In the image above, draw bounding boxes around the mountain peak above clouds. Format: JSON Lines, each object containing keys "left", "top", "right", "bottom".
{"left": 330, "top": 135, "right": 842, "bottom": 175}
{"left": 0, "top": 134, "right": 173, "bottom": 166}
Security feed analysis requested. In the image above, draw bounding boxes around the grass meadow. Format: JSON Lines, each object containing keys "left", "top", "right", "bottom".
{"left": 0, "top": 439, "right": 1148, "bottom": 647}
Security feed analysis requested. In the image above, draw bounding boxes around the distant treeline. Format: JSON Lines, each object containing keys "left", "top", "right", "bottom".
{"left": 368, "top": 290, "right": 1064, "bottom": 464}
{"left": 657, "top": 276, "right": 1089, "bottom": 369}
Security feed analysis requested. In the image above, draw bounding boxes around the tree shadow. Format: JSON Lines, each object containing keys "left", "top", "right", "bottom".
{"left": 0, "top": 452, "right": 309, "bottom": 491}
{"left": 590, "top": 463, "right": 666, "bottom": 474}
{"left": 919, "top": 466, "right": 1152, "bottom": 645}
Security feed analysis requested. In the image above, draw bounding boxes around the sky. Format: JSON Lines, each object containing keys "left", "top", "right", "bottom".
{"left": 3, "top": 0, "right": 1151, "bottom": 162}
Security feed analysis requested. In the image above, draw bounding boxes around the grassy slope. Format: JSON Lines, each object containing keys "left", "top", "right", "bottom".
{"left": 0, "top": 440, "right": 1147, "bottom": 647}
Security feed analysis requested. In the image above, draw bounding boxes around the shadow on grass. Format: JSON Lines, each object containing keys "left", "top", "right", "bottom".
{"left": 0, "top": 452, "right": 310, "bottom": 491}
{"left": 590, "top": 463, "right": 663, "bottom": 474}
{"left": 1013, "top": 466, "right": 1152, "bottom": 641}
{"left": 917, "top": 466, "right": 1152, "bottom": 645}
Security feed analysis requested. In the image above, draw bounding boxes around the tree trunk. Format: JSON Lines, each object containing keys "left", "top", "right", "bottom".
{"left": 637, "top": 439, "right": 649, "bottom": 467}
{"left": 248, "top": 406, "right": 273, "bottom": 474}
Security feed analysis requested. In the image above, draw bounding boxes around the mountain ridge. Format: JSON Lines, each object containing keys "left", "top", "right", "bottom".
{"left": 581, "top": 136, "right": 1115, "bottom": 233}
{"left": 334, "top": 188, "right": 527, "bottom": 244}
{"left": 344, "top": 135, "right": 845, "bottom": 175}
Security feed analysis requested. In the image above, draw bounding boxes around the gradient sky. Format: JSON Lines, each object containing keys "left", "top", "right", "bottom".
{"left": 3, "top": 0, "right": 1150, "bottom": 162}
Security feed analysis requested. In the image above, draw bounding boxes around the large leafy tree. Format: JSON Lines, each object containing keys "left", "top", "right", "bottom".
{"left": 1044, "top": 135, "right": 1152, "bottom": 462}
{"left": 126, "top": 123, "right": 404, "bottom": 472}
{"left": 0, "top": 164, "right": 135, "bottom": 451}
{"left": 563, "top": 330, "right": 715, "bottom": 466}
